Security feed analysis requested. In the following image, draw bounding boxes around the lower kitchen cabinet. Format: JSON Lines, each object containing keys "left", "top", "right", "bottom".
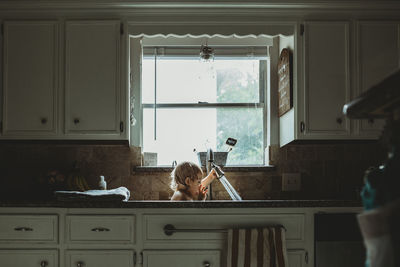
{"left": 143, "top": 250, "right": 220, "bottom": 267}
{"left": 0, "top": 206, "right": 362, "bottom": 267}
{"left": 0, "top": 250, "right": 58, "bottom": 267}
{"left": 65, "top": 250, "right": 134, "bottom": 267}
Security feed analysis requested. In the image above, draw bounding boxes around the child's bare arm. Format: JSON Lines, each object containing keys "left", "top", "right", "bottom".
{"left": 201, "top": 168, "right": 217, "bottom": 188}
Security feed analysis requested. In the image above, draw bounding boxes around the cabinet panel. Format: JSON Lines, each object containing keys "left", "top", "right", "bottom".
{"left": 65, "top": 250, "right": 134, "bottom": 267}
{"left": 66, "top": 215, "right": 134, "bottom": 243}
{"left": 287, "top": 250, "right": 306, "bottom": 267}
{"left": 0, "top": 215, "right": 58, "bottom": 243}
{"left": 65, "top": 20, "right": 121, "bottom": 134}
{"left": 3, "top": 21, "right": 58, "bottom": 135}
{"left": 143, "top": 250, "right": 220, "bottom": 267}
{"left": 357, "top": 22, "right": 400, "bottom": 135}
{"left": 0, "top": 250, "right": 58, "bottom": 267}
{"left": 304, "top": 21, "right": 350, "bottom": 136}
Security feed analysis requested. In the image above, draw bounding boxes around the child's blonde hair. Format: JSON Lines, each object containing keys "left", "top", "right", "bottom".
{"left": 170, "top": 161, "right": 203, "bottom": 191}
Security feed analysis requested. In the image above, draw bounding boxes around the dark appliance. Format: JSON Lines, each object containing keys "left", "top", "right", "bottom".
{"left": 314, "top": 213, "right": 365, "bottom": 267}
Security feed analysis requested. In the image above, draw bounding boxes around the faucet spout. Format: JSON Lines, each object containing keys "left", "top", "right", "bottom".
{"left": 206, "top": 148, "right": 214, "bottom": 200}
{"left": 206, "top": 148, "right": 214, "bottom": 175}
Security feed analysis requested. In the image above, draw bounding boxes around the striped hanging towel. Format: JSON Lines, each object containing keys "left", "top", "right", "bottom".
{"left": 227, "top": 226, "right": 288, "bottom": 267}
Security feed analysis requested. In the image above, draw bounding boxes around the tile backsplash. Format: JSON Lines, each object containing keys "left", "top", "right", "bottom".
{"left": 0, "top": 141, "right": 386, "bottom": 201}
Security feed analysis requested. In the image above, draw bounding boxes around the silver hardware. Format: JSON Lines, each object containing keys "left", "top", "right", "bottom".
{"left": 14, "top": 227, "right": 33, "bottom": 232}
{"left": 41, "top": 118, "right": 47, "bottom": 124}
{"left": 91, "top": 227, "right": 110, "bottom": 232}
{"left": 74, "top": 118, "right": 80, "bottom": 124}
{"left": 77, "top": 261, "right": 85, "bottom": 267}
{"left": 305, "top": 251, "right": 309, "bottom": 264}
{"left": 40, "top": 260, "right": 48, "bottom": 267}
{"left": 203, "top": 261, "right": 211, "bottom": 267}
{"left": 300, "top": 121, "right": 305, "bottom": 133}
{"left": 163, "top": 224, "right": 286, "bottom": 236}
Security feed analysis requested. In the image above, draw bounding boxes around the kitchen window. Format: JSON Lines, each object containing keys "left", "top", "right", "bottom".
{"left": 134, "top": 37, "right": 270, "bottom": 166}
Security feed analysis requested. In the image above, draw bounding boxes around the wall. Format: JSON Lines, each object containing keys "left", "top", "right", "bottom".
{"left": 0, "top": 141, "right": 385, "bottom": 201}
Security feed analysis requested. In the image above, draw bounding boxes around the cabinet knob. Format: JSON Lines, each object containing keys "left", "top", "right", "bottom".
{"left": 300, "top": 121, "right": 305, "bottom": 133}
{"left": 74, "top": 118, "right": 80, "bottom": 124}
{"left": 336, "top": 117, "right": 343, "bottom": 124}
{"left": 368, "top": 118, "right": 374, "bottom": 124}
{"left": 41, "top": 118, "right": 47, "bottom": 124}
{"left": 40, "top": 260, "right": 48, "bottom": 267}
{"left": 203, "top": 261, "right": 211, "bottom": 267}
{"left": 76, "top": 261, "right": 85, "bottom": 267}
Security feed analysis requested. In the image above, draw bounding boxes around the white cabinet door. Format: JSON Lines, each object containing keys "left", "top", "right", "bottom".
{"left": 143, "top": 250, "right": 220, "bottom": 267}
{"left": 2, "top": 21, "right": 58, "bottom": 136}
{"left": 0, "top": 250, "right": 58, "bottom": 267}
{"left": 287, "top": 250, "right": 307, "bottom": 267}
{"left": 66, "top": 250, "right": 134, "bottom": 267}
{"left": 65, "top": 20, "right": 121, "bottom": 136}
{"left": 357, "top": 21, "right": 400, "bottom": 136}
{"left": 303, "top": 21, "right": 351, "bottom": 138}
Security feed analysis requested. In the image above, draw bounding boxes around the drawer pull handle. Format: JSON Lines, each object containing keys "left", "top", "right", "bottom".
{"left": 204, "top": 261, "right": 211, "bottom": 267}
{"left": 40, "top": 260, "right": 48, "bottom": 267}
{"left": 77, "top": 261, "right": 85, "bottom": 267}
{"left": 14, "top": 227, "right": 33, "bottom": 232}
{"left": 163, "top": 224, "right": 286, "bottom": 236}
{"left": 91, "top": 227, "right": 110, "bottom": 232}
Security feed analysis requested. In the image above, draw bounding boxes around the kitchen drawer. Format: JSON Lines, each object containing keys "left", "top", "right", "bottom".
{"left": 0, "top": 215, "right": 58, "bottom": 243}
{"left": 66, "top": 215, "right": 135, "bottom": 243}
{"left": 65, "top": 250, "right": 134, "bottom": 267}
{"left": 0, "top": 249, "right": 58, "bottom": 267}
{"left": 143, "top": 213, "right": 305, "bottom": 243}
{"left": 143, "top": 250, "right": 220, "bottom": 267}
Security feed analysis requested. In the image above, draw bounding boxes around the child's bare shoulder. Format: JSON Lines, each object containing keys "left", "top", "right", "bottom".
{"left": 170, "top": 190, "right": 192, "bottom": 201}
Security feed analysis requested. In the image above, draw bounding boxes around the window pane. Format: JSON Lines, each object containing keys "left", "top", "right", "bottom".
{"left": 143, "top": 107, "right": 263, "bottom": 166}
{"left": 142, "top": 59, "right": 260, "bottom": 104}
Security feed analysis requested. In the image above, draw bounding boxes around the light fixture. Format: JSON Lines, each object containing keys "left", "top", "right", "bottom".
{"left": 200, "top": 44, "right": 214, "bottom": 62}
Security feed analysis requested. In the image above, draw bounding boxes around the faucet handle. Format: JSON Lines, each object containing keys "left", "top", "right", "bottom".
{"left": 212, "top": 163, "right": 224, "bottom": 178}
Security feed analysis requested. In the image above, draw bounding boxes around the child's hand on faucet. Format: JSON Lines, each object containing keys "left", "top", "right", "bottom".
{"left": 198, "top": 184, "right": 208, "bottom": 200}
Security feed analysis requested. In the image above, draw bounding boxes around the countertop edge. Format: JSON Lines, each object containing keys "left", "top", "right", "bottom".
{"left": 0, "top": 200, "right": 363, "bottom": 208}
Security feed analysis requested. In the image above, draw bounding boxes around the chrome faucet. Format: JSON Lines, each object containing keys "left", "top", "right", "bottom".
{"left": 206, "top": 148, "right": 214, "bottom": 200}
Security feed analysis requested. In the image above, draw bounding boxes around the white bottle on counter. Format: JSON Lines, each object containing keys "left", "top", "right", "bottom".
{"left": 99, "top": 175, "right": 107, "bottom": 190}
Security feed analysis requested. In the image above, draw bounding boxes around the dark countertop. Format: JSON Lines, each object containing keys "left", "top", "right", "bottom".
{"left": 0, "top": 199, "right": 362, "bottom": 208}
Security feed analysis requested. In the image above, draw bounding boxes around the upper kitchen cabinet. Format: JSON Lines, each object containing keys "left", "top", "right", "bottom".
{"left": 301, "top": 21, "right": 351, "bottom": 139}
{"left": 2, "top": 21, "right": 58, "bottom": 136}
{"left": 356, "top": 21, "right": 400, "bottom": 137}
{"left": 65, "top": 20, "right": 123, "bottom": 137}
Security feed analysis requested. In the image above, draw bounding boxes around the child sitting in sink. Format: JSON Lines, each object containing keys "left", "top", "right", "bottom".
{"left": 170, "top": 161, "right": 217, "bottom": 201}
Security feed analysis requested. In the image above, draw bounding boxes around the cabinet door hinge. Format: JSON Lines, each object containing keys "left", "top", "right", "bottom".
{"left": 1, "top": 24, "right": 4, "bottom": 36}
{"left": 305, "top": 251, "right": 309, "bottom": 264}
{"left": 133, "top": 251, "right": 137, "bottom": 265}
{"left": 120, "top": 121, "right": 124, "bottom": 133}
{"left": 300, "top": 24, "right": 305, "bottom": 36}
{"left": 139, "top": 252, "right": 143, "bottom": 265}
{"left": 120, "top": 23, "right": 124, "bottom": 35}
{"left": 0, "top": 121, "right": 2, "bottom": 133}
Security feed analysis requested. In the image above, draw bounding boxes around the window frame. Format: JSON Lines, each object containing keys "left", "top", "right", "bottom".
{"left": 130, "top": 38, "right": 270, "bottom": 166}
